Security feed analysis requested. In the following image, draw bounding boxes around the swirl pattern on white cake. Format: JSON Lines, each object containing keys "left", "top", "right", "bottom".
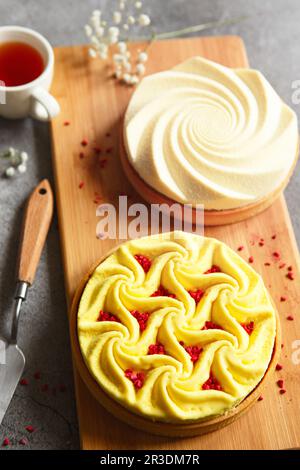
{"left": 124, "top": 57, "right": 298, "bottom": 210}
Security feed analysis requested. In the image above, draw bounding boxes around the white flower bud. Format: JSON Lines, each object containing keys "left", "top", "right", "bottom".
{"left": 123, "top": 73, "right": 131, "bottom": 83}
{"left": 124, "top": 61, "right": 132, "bottom": 72}
{"left": 136, "top": 63, "right": 145, "bottom": 75}
{"left": 117, "top": 41, "right": 127, "bottom": 53}
{"left": 99, "top": 43, "right": 108, "bottom": 54}
{"left": 108, "top": 26, "right": 120, "bottom": 37}
{"left": 95, "top": 26, "right": 104, "bottom": 38}
{"left": 88, "top": 48, "right": 97, "bottom": 58}
{"left": 90, "top": 15, "right": 100, "bottom": 30}
{"left": 113, "top": 11, "right": 122, "bottom": 24}
{"left": 5, "top": 166, "right": 16, "bottom": 177}
{"left": 84, "top": 24, "right": 93, "bottom": 37}
{"left": 20, "top": 151, "right": 28, "bottom": 163}
{"left": 128, "top": 15, "right": 135, "bottom": 25}
{"left": 92, "top": 10, "right": 101, "bottom": 17}
{"left": 91, "top": 35, "right": 100, "bottom": 46}
{"left": 17, "top": 163, "right": 27, "bottom": 174}
{"left": 130, "top": 75, "right": 139, "bottom": 85}
{"left": 8, "top": 147, "right": 16, "bottom": 157}
{"left": 138, "top": 14, "right": 151, "bottom": 26}
{"left": 109, "top": 35, "right": 118, "bottom": 45}
{"left": 135, "top": 1, "right": 142, "bottom": 8}
{"left": 115, "top": 69, "right": 123, "bottom": 79}
{"left": 138, "top": 51, "right": 148, "bottom": 62}
{"left": 123, "top": 24, "right": 129, "bottom": 31}
{"left": 119, "top": 2, "right": 125, "bottom": 11}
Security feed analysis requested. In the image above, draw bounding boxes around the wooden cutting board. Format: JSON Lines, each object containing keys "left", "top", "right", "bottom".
{"left": 50, "top": 36, "right": 300, "bottom": 450}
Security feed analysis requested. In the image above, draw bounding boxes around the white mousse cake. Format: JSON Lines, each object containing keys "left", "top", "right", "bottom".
{"left": 123, "top": 57, "right": 298, "bottom": 210}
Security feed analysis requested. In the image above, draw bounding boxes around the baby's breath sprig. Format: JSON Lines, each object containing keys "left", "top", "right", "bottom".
{"left": 0, "top": 147, "right": 28, "bottom": 178}
{"left": 84, "top": 1, "right": 247, "bottom": 86}
{"left": 85, "top": 1, "right": 151, "bottom": 85}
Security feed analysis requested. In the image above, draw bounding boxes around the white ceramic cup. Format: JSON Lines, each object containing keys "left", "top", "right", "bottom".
{"left": 0, "top": 26, "right": 60, "bottom": 121}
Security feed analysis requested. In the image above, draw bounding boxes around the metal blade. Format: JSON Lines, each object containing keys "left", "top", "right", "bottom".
{"left": 0, "top": 343, "right": 25, "bottom": 424}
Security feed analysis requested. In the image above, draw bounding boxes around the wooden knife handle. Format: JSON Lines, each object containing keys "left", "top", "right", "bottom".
{"left": 18, "top": 179, "right": 54, "bottom": 285}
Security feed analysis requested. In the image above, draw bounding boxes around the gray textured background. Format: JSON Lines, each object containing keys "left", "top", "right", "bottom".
{"left": 0, "top": 0, "right": 299, "bottom": 450}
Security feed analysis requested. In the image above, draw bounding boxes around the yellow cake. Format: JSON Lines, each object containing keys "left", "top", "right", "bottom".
{"left": 77, "top": 231, "right": 276, "bottom": 423}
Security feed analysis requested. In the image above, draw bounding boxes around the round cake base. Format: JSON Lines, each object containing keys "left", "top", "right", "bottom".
{"left": 119, "top": 123, "right": 298, "bottom": 226}
{"left": 70, "top": 247, "right": 281, "bottom": 438}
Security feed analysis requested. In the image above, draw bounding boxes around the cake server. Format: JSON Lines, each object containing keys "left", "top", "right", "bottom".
{"left": 0, "top": 179, "right": 53, "bottom": 424}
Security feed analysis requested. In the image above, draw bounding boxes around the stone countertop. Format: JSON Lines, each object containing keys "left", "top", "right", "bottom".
{"left": 0, "top": 0, "right": 299, "bottom": 450}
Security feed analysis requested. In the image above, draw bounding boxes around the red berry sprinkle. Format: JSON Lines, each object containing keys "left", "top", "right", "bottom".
{"left": 271, "top": 234, "right": 277, "bottom": 240}
{"left": 277, "top": 379, "right": 284, "bottom": 389}
{"left": 241, "top": 321, "right": 255, "bottom": 335}
{"left": 63, "top": 121, "right": 70, "bottom": 126}
{"left": 279, "top": 263, "right": 286, "bottom": 269}
{"left": 286, "top": 315, "right": 294, "bottom": 321}
{"left": 19, "top": 438, "right": 27, "bottom": 446}
{"left": 279, "top": 389, "right": 286, "bottom": 395}
{"left": 20, "top": 378, "right": 28, "bottom": 386}
{"left": 276, "top": 363, "right": 283, "bottom": 371}
{"left": 131, "top": 310, "right": 149, "bottom": 331}
{"left": 25, "top": 425, "right": 35, "bottom": 433}
{"left": 280, "top": 296, "right": 287, "bottom": 302}
{"left": 151, "top": 285, "right": 176, "bottom": 298}
{"left": 237, "top": 246, "right": 244, "bottom": 252}
{"left": 202, "top": 321, "right": 223, "bottom": 331}
{"left": 97, "top": 310, "right": 120, "bottom": 323}
{"left": 287, "top": 265, "right": 293, "bottom": 271}
{"left": 188, "top": 289, "right": 204, "bottom": 304}
{"left": 264, "top": 262, "right": 271, "bottom": 266}
{"left": 287, "top": 272, "right": 295, "bottom": 281}
{"left": 93, "top": 194, "right": 103, "bottom": 204}
{"left": 273, "top": 251, "right": 280, "bottom": 259}
{"left": 34, "top": 371, "right": 41, "bottom": 380}
{"left": 257, "top": 395, "right": 264, "bottom": 401}
{"left": 248, "top": 256, "right": 254, "bottom": 264}
{"left": 185, "top": 345, "right": 203, "bottom": 363}
{"left": 99, "top": 158, "right": 108, "bottom": 168}
{"left": 106, "top": 147, "right": 113, "bottom": 154}
{"left": 79, "top": 152, "right": 85, "bottom": 159}
{"left": 202, "top": 373, "right": 222, "bottom": 391}
{"left": 134, "top": 254, "right": 151, "bottom": 273}
{"left": 2, "top": 437, "right": 11, "bottom": 447}
{"left": 148, "top": 343, "right": 165, "bottom": 355}
{"left": 81, "top": 138, "right": 88, "bottom": 146}
{"left": 94, "top": 146, "right": 102, "bottom": 154}
{"left": 259, "top": 241, "right": 264, "bottom": 247}
{"left": 78, "top": 181, "right": 84, "bottom": 189}
{"left": 124, "top": 369, "right": 145, "bottom": 389}
{"left": 204, "top": 265, "right": 221, "bottom": 274}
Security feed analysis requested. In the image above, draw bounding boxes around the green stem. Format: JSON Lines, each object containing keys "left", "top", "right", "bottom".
{"left": 136, "top": 16, "right": 248, "bottom": 42}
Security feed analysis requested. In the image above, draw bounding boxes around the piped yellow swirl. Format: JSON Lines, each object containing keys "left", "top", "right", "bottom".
{"left": 78, "top": 232, "right": 276, "bottom": 423}
{"left": 124, "top": 57, "right": 298, "bottom": 210}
